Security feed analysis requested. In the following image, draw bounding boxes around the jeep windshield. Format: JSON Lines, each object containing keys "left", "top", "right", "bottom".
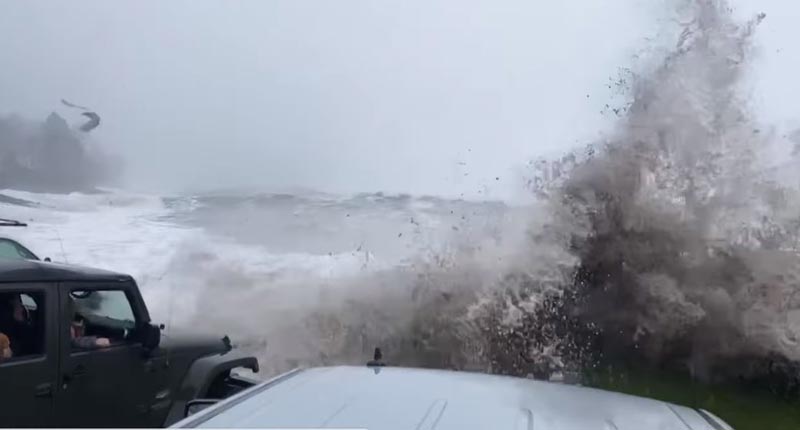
{"left": 0, "top": 238, "right": 38, "bottom": 261}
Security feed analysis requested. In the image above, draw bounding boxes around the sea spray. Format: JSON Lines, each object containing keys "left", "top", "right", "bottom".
{"left": 174, "top": 1, "right": 800, "bottom": 396}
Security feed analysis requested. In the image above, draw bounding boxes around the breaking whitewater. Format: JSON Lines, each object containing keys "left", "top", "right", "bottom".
{"left": 3, "top": 0, "right": 800, "bottom": 397}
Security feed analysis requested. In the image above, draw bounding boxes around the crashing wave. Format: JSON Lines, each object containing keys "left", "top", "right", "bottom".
{"left": 166, "top": 0, "right": 800, "bottom": 397}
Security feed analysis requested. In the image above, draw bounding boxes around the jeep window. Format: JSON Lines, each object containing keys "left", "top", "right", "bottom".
{"left": 0, "top": 238, "right": 38, "bottom": 261}
{"left": 0, "top": 291, "right": 46, "bottom": 363}
{"left": 69, "top": 289, "right": 137, "bottom": 348}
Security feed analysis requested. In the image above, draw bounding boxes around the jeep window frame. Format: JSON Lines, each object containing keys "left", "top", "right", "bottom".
{"left": 0, "top": 282, "right": 55, "bottom": 367}
{"left": 59, "top": 280, "right": 151, "bottom": 354}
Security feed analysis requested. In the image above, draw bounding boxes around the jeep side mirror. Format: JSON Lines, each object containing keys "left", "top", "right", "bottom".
{"left": 141, "top": 323, "right": 161, "bottom": 351}
{"left": 185, "top": 399, "right": 218, "bottom": 417}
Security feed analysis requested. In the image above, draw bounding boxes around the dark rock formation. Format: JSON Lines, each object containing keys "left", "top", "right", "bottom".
{"left": 0, "top": 112, "right": 114, "bottom": 193}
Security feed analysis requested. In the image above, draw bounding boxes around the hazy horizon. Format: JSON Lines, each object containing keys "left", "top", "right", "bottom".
{"left": 1, "top": 0, "right": 797, "bottom": 201}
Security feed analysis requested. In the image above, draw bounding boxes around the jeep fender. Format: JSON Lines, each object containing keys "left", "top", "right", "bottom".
{"left": 164, "top": 351, "right": 259, "bottom": 426}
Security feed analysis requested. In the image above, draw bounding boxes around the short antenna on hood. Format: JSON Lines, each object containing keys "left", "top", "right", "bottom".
{"left": 367, "top": 347, "right": 385, "bottom": 367}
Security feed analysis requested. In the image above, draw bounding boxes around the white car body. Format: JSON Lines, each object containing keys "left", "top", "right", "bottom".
{"left": 171, "top": 365, "right": 734, "bottom": 430}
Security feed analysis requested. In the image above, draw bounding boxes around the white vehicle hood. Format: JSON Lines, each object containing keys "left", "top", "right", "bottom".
{"left": 175, "top": 366, "right": 731, "bottom": 430}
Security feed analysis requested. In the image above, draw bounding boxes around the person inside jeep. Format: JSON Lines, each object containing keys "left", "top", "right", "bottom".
{"left": 0, "top": 332, "right": 11, "bottom": 360}
{"left": 65, "top": 296, "right": 111, "bottom": 350}
{"left": 0, "top": 294, "right": 36, "bottom": 357}
{"left": 70, "top": 315, "right": 111, "bottom": 349}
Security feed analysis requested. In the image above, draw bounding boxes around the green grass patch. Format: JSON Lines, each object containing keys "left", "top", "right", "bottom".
{"left": 584, "top": 367, "right": 800, "bottom": 430}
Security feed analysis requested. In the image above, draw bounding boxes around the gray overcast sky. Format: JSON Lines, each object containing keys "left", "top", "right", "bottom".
{"left": 0, "top": 0, "right": 797, "bottom": 200}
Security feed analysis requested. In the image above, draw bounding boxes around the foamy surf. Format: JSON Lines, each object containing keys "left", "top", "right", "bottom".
{"left": 0, "top": 189, "right": 395, "bottom": 328}
{"left": 0, "top": 187, "right": 520, "bottom": 365}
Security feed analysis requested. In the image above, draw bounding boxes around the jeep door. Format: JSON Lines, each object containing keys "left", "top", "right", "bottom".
{"left": 0, "top": 283, "right": 58, "bottom": 427}
{"left": 55, "top": 282, "right": 166, "bottom": 427}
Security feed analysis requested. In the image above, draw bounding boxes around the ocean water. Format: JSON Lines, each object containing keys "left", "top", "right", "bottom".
{"left": 0, "top": 188, "right": 533, "bottom": 374}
